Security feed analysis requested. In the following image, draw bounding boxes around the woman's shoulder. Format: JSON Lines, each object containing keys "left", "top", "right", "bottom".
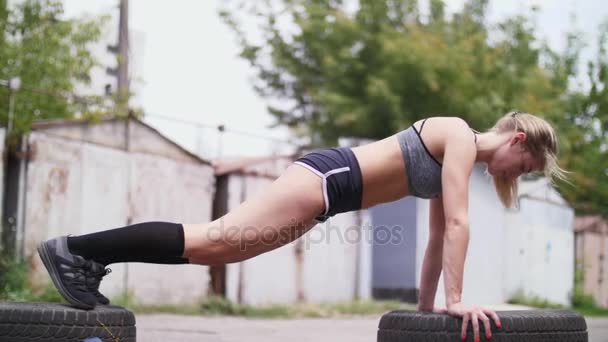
{"left": 413, "top": 115, "right": 472, "bottom": 131}
{"left": 427, "top": 115, "right": 470, "bottom": 124}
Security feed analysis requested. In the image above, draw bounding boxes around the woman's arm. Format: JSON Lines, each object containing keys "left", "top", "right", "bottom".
{"left": 435, "top": 118, "right": 501, "bottom": 342}
{"left": 417, "top": 197, "right": 445, "bottom": 311}
{"left": 440, "top": 119, "right": 475, "bottom": 306}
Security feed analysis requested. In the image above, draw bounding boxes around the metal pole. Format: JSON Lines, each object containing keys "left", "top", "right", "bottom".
{"left": 6, "top": 77, "right": 21, "bottom": 137}
{"left": 117, "top": 0, "right": 131, "bottom": 297}
{"left": 123, "top": 115, "right": 132, "bottom": 299}
{"left": 15, "top": 135, "right": 27, "bottom": 261}
{"left": 217, "top": 124, "right": 225, "bottom": 159}
{"left": 7, "top": 77, "right": 20, "bottom": 137}
{"left": 7, "top": 89, "right": 14, "bottom": 136}
{"left": 117, "top": 0, "right": 130, "bottom": 100}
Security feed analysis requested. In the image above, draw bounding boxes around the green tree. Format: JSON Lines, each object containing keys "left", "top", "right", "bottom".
{"left": 221, "top": 0, "right": 608, "bottom": 216}
{"left": 220, "top": 0, "right": 569, "bottom": 144}
{"left": 554, "top": 22, "right": 608, "bottom": 216}
{"left": 0, "top": 0, "right": 105, "bottom": 148}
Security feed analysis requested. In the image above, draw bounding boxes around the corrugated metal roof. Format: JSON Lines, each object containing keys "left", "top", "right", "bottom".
{"left": 574, "top": 215, "right": 608, "bottom": 234}
{"left": 31, "top": 117, "right": 120, "bottom": 130}
{"left": 214, "top": 154, "right": 297, "bottom": 177}
{"left": 30, "top": 115, "right": 212, "bottom": 165}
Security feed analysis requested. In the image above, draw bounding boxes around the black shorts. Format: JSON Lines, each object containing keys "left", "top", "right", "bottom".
{"left": 294, "top": 147, "right": 363, "bottom": 222}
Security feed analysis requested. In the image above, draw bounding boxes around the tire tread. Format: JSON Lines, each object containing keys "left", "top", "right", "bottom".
{"left": 0, "top": 302, "right": 136, "bottom": 342}
{"left": 378, "top": 310, "right": 588, "bottom": 342}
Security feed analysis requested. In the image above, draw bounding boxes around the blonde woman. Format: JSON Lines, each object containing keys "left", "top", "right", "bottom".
{"left": 38, "top": 111, "right": 565, "bottom": 341}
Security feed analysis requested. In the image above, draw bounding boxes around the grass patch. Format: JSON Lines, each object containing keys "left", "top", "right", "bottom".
{"left": 507, "top": 289, "right": 565, "bottom": 309}
{"left": 197, "top": 296, "right": 414, "bottom": 318}
{"left": 110, "top": 289, "right": 200, "bottom": 315}
{"left": 0, "top": 257, "right": 63, "bottom": 304}
{"left": 571, "top": 306, "right": 608, "bottom": 317}
{"left": 118, "top": 293, "right": 415, "bottom": 319}
{"left": 508, "top": 288, "right": 608, "bottom": 317}
{"left": 319, "top": 299, "right": 409, "bottom": 316}
{"left": 571, "top": 269, "right": 608, "bottom": 317}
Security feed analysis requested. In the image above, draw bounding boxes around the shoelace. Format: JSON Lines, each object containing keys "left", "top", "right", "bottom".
{"left": 63, "top": 258, "right": 90, "bottom": 292}
{"left": 85, "top": 261, "right": 112, "bottom": 290}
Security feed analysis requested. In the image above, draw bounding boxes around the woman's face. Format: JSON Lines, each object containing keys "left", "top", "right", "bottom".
{"left": 487, "top": 132, "right": 541, "bottom": 179}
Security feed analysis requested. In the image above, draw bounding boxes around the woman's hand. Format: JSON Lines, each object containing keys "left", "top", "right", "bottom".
{"left": 447, "top": 302, "right": 501, "bottom": 341}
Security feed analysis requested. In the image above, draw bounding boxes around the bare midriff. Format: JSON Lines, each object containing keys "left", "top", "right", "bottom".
{"left": 351, "top": 135, "right": 411, "bottom": 209}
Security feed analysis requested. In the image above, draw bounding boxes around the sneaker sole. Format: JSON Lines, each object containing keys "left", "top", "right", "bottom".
{"left": 37, "top": 242, "right": 95, "bottom": 310}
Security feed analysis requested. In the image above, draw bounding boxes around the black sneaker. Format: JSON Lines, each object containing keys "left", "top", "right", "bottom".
{"left": 37, "top": 236, "right": 97, "bottom": 310}
{"left": 85, "top": 260, "right": 112, "bottom": 305}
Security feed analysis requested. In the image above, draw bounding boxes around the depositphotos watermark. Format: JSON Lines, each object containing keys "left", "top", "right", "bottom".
{"left": 205, "top": 218, "right": 411, "bottom": 251}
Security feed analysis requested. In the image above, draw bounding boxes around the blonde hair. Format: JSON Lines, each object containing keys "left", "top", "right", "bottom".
{"left": 488, "top": 111, "right": 568, "bottom": 208}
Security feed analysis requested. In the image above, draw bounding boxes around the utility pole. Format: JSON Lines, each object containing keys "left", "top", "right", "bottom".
{"left": 107, "top": 0, "right": 130, "bottom": 112}
{"left": 7, "top": 77, "right": 20, "bottom": 139}
{"left": 117, "top": 0, "right": 129, "bottom": 96}
{"left": 118, "top": 0, "right": 131, "bottom": 299}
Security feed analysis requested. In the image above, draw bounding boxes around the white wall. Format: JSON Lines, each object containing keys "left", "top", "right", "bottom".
{"left": 357, "top": 209, "right": 373, "bottom": 300}
{"left": 415, "top": 196, "right": 430, "bottom": 301}
{"left": 505, "top": 198, "right": 574, "bottom": 306}
{"left": 462, "top": 165, "right": 509, "bottom": 306}
{"left": 301, "top": 212, "right": 360, "bottom": 303}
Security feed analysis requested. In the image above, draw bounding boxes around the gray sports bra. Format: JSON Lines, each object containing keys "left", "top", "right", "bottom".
{"left": 396, "top": 118, "right": 477, "bottom": 199}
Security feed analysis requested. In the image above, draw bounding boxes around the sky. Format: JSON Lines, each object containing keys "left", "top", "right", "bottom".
{"left": 60, "top": 0, "right": 607, "bottom": 160}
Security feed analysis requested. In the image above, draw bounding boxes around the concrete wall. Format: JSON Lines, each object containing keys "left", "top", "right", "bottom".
{"left": 23, "top": 121, "right": 215, "bottom": 305}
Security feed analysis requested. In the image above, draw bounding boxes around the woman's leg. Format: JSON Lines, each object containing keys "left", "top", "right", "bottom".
{"left": 38, "top": 163, "right": 324, "bottom": 308}
{"left": 67, "top": 221, "right": 189, "bottom": 266}
{"left": 62, "top": 163, "right": 323, "bottom": 265}
{"left": 184, "top": 163, "right": 325, "bottom": 264}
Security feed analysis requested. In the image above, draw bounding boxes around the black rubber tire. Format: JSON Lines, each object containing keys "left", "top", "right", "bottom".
{"left": 378, "top": 309, "right": 588, "bottom": 342}
{"left": 0, "top": 302, "right": 136, "bottom": 342}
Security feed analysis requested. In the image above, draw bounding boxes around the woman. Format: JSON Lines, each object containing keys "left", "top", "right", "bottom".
{"left": 38, "top": 111, "right": 565, "bottom": 341}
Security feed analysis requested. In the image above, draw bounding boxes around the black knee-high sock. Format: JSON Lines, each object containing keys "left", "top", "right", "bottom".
{"left": 67, "top": 222, "right": 190, "bottom": 266}
{"left": 94, "top": 255, "right": 190, "bottom": 266}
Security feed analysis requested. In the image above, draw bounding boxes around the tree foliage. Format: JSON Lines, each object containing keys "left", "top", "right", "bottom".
{"left": 555, "top": 22, "right": 608, "bottom": 215}
{"left": 221, "top": 0, "right": 608, "bottom": 216}
{"left": 0, "top": 0, "right": 105, "bottom": 147}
